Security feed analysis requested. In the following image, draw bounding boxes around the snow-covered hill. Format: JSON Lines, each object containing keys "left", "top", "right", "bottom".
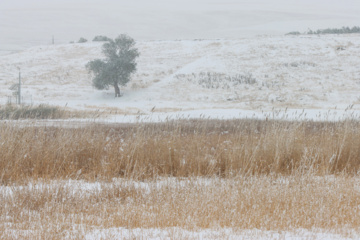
{"left": 1, "top": 34, "right": 360, "bottom": 121}
{"left": 1, "top": 0, "right": 360, "bottom": 55}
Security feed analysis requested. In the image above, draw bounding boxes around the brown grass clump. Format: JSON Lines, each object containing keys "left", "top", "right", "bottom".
{"left": 0, "top": 104, "right": 97, "bottom": 120}
{"left": 1, "top": 119, "right": 360, "bottom": 183}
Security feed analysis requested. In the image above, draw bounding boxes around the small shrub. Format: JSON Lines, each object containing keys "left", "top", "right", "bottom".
{"left": 286, "top": 31, "right": 301, "bottom": 35}
{"left": 307, "top": 26, "right": 360, "bottom": 35}
{"left": 92, "top": 35, "right": 111, "bottom": 42}
{"left": 286, "top": 26, "right": 360, "bottom": 36}
{"left": 283, "top": 61, "right": 316, "bottom": 68}
{"left": 78, "top": 37, "right": 88, "bottom": 43}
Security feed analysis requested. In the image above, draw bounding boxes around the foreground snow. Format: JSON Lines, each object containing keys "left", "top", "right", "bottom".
{"left": 83, "top": 228, "right": 356, "bottom": 240}
{"left": 5, "top": 225, "right": 355, "bottom": 240}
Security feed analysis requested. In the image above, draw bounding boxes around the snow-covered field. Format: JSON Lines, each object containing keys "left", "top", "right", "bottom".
{"left": 2, "top": 1, "right": 360, "bottom": 239}
{"left": 1, "top": 0, "right": 360, "bottom": 122}
{"left": 1, "top": 34, "right": 360, "bottom": 122}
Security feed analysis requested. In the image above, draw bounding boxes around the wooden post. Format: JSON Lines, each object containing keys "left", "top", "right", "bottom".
{"left": 18, "top": 70, "right": 21, "bottom": 105}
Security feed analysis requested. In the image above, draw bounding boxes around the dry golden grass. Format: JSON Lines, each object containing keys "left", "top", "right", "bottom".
{"left": 1, "top": 119, "right": 360, "bottom": 183}
{"left": 0, "top": 104, "right": 97, "bottom": 120}
{"left": 0, "top": 119, "right": 360, "bottom": 239}
{"left": 0, "top": 176, "right": 359, "bottom": 239}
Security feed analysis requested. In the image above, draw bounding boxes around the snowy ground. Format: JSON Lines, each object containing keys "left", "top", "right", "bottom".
{"left": 82, "top": 228, "right": 357, "bottom": 240}
{"left": 1, "top": 34, "right": 360, "bottom": 122}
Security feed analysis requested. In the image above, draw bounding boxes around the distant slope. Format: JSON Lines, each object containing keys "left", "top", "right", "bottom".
{"left": 0, "top": 34, "right": 360, "bottom": 120}
{"left": 1, "top": 0, "right": 360, "bottom": 52}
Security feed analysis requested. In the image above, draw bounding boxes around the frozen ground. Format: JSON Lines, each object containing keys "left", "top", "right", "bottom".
{"left": 1, "top": 34, "right": 360, "bottom": 122}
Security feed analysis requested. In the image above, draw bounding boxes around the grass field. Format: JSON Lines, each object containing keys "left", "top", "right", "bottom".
{"left": 1, "top": 119, "right": 360, "bottom": 239}
{"left": 0, "top": 104, "right": 100, "bottom": 120}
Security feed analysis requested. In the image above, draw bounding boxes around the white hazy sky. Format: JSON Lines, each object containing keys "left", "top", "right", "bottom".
{"left": 0, "top": 0, "right": 359, "bottom": 52}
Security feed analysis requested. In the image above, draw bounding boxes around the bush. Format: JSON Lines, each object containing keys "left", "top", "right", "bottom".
{"left": 286, "top": 26, "right": 360, "bottom": 36}
{"left": 307, "top": 26, "right": 360, "bottom": 35}
{"left": 92, "top": 35, "right": 112, "bottom": 42}
{"left": 285, "top": 31, "right": 301, "bottom": 35}
{"left": 78, "top": 37, "right": 88, "bottom": 43}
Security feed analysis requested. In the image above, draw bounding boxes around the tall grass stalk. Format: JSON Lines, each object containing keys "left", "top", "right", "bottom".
{"left": 1, "top": 119, "right": 360, "bottom": 184}
{"left": 0, "top": 176, "right": 359, "bottom": 238}
{"left": 1, "top": 119, "right": 360, "bottom": 238}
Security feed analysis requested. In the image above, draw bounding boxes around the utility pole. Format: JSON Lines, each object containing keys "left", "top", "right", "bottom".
{"left": 18, "top": 68, "right": 21, "bottom": 105}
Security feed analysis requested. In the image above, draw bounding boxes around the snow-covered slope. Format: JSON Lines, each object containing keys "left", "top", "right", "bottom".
{"left": 1, "top": 0, "right": 360, "bottom": 55}
{"left": 1, "top": 34, "right": 360, "bottom": 121}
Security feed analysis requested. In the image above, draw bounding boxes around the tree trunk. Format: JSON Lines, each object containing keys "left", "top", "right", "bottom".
{"left": 114, "top": 83, "right": 120, "bottom": 97}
